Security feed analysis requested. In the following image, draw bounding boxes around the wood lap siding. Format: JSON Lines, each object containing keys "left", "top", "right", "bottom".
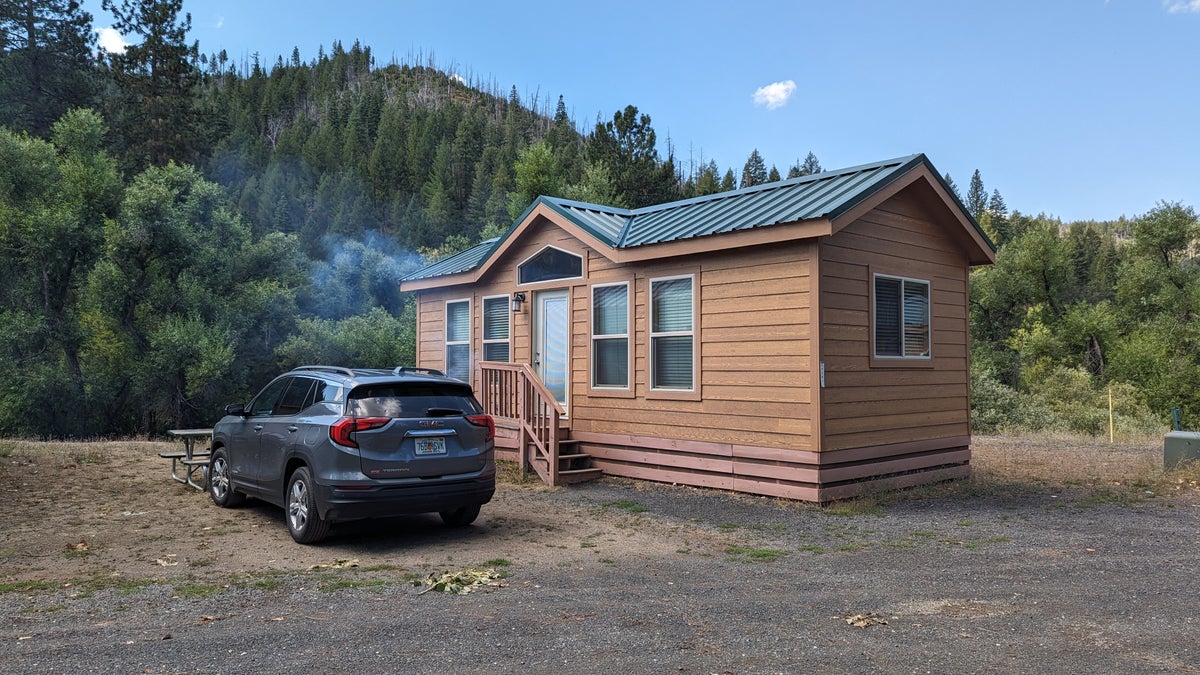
{"left": 820, "top": 192, "right": 971, "bottom": 452}
{"left": 569, "top": 242, "right": 817, "bottom": 452}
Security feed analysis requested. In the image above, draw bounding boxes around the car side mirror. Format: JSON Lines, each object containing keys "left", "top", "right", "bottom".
{"left": 224, "top": 403, "right": 247, "bottom": 417}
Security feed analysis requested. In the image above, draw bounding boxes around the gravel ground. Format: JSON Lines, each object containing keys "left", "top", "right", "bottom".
{"left": 2, "top": 440, "right": 1199, "bottom": 672}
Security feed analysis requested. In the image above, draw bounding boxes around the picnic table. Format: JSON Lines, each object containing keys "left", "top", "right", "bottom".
{"left": 160, "top": 428, "right": 213, "bottom": 491}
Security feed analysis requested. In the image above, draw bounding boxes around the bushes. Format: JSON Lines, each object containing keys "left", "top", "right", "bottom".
{"left": 972, "top": 366, "right": 1164, "bottom": 437}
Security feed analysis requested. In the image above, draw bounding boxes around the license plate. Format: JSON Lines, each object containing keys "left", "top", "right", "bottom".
{"left": 415, "top": 437, "right": 446, "bottom": 456}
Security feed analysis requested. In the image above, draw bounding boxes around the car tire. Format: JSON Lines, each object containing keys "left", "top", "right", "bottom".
{"left": 286, "top": 466, "right": 330, "bottom": 544}
{"left": 208, "top": 448, "right": 245, "bottom": 508}
{"left": 439, "top": 503, "right": 481, "bottom": 527}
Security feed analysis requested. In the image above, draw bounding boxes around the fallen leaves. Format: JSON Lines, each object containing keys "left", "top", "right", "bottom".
{"left": 416, "top": 568, "right": 506, "bottom": 595}
{"left": 307, "top": 558, "right": 359, "bottom": 570}
{"left": 844, "top": 612, "right": 889, "bottom": 628}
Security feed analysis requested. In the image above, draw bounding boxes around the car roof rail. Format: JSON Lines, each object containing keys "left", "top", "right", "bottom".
{"left": 392, "top": 366, "right": 445, "bottom": 377}
{"left": 292, "top": 365, "right": 357, "bottom": 378}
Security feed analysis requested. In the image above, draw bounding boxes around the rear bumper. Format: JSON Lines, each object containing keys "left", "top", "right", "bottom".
{"left": 315, "top": 475, "right": 495, "bottom": 523}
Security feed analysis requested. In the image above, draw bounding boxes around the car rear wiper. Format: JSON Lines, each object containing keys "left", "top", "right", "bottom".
{"left": 425, "top": 407, "right": 464, "bottom": 417}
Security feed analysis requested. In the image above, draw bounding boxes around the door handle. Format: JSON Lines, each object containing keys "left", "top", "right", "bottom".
{"left": 288, "top": 426, "right": 298, "bottom": 433}
{"left": 253, "top": 425, "right": 263, "bottom": 432}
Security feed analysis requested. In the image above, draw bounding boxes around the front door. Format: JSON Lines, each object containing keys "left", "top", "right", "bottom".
{"left": 534, "top": 289, "right": 569, "bottom": 413}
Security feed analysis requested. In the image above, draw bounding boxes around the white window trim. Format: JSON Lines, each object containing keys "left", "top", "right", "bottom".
{"left": 872, "top": 273, "right": 932, "bottom": 360}
{"left": 481, "top": 294, "right": 511, "bottom": 363}
{"left": 445, "top": 298, "right": 472, "bottom": 380}
{"left": 649, "top": 274, "right": 696, "bottom": 392}
{"left": 590, "top": 281, "right": 632, "bottom": 390}
{"left": 516, "top": 244, "right": 585, "bottom": 286}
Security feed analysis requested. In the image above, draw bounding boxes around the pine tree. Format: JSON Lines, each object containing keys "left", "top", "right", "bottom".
{"left": 788, "top": 151, "right": 822, "bottom": 178}
{"left": 768, "top": 165, "right": 781, "bottom": 182}
{"left": 720, "top": 168, "right": 736, "bottom": 192}
{"left": 800, "top": 151, "right": 821, "bottom": 176}
{"left": 102, "top": 0, "right": 201, "bottom": 171}
{"left": 943, "top": 172, "right": 961, "bottom": 201}
{"left": 740, "top": 149, "right": 767, "bottom": 188}
{"left": 986, "top": 189, "right": 1011, "bottom": 244}
{"left": 0, "top": 0, "right": 101, "bottom": 137}
{"left": 584, "top": 105, "right": 677, "bottom": 207}
{"left": 967, "top": 169, "right": 987, "bottom": 221}
{"left": 691, "top": 160, "right": 721, "bottom": 197}
{"left": 987, "top": 189, "right": 1007, "bottom": 218}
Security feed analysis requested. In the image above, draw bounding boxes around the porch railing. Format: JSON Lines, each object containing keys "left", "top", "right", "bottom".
{"left": 479, "top": 361, "right": 563, "bottom": 486}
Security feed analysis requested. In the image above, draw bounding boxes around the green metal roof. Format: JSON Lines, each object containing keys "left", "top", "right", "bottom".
{"left": 402, "top": 154, "right": 990, "bottom": 283}
{"left": 403, "top": 236, "right": 502, "bottom": 282}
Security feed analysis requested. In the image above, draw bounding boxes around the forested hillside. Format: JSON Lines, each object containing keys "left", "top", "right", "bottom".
{"left": 1, "top": 1, "right": 1194, "bottom": 438}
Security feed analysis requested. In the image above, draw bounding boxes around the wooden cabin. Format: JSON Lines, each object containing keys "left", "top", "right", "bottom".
{"left": 400, "top": 154, "right": 995, "bottom": 501}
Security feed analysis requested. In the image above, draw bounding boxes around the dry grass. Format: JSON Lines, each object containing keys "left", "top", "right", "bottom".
{"left": 928, "top": 432, "right": 1200, "bottom": 502}
{"left": 972, "top": 432, "right": 1163, "bottom": 485}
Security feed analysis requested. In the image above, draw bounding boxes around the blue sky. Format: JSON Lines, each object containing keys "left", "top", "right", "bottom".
{"left": 87, "top": 0, "right": 1200, "bottom": 223}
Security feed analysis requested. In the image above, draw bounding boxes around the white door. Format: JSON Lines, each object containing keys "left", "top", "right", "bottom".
{"left": 534, "top": 290, "right": 569, "bottom": 412}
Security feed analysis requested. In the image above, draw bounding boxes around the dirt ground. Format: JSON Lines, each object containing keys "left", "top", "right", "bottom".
{"left": 0, "top": 439, "right": 722, "bottom": 584}
{"left": 2, "top": 435, "right": 1199, "bottom": 672}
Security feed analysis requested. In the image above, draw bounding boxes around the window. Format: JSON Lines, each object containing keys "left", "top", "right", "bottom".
{"left": 482, "top": 296, "right": 510, "bottom": 362}
{"left": 249, "top": 377, "right": 291, "bottom": 416}
{"left": 874, "top": 274, "right": 931, "bottom": 359}
{"left": 275, "top": 377, "right": 317, "bottom": 416}
{"left": 346, "top": 383, "right": 481, "bottom": 418}
{"left": 650, "top": 276, "right": 694, "bottom": 391}
{"left": 592, "top": 283, "right": 630, "bottom": 388}
{"left": 518, "top": 246, "right": 583, "bottom": 284}
{"left": 445, "top": 299, "right": 471, "bottom": 381}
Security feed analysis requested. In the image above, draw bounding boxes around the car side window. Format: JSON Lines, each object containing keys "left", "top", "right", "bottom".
{"left": 316, "top": 381, "right": 342, "bottom": 405}
{"left": 249, "top": 377, "right": 291, "bottom": 416}
{"left": 301, "top": 379, "right": 321, "bottom": 411}
{"left": 275, "top": 377, "right": 316, "bottom": 416}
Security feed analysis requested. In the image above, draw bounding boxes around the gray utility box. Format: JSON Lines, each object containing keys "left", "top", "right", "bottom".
{"left": 1164, "top": 431, "right": 1200, "bottom": 469}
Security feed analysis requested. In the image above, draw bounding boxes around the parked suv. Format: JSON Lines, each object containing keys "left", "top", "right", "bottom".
{"left": 209, "top": 366, "right": 495, "bottom": 544}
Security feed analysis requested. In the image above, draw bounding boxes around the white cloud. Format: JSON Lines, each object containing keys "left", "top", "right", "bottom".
{"left": 753, "top": 80, "right": 797, "bottom": 110}
{"left": 216, "top": 16, "right": 225, "bottom": 29}
{"left": 449, "top": 73, "right": 466, "bottom": 84}
{"left": 1164, "top": 0, "right": 1200, "bottom": 12}
{"left": 95, "top": 27, "right": 129, "bottom": 54}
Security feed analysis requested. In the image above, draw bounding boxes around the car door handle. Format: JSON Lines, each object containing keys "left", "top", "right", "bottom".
{"left": 288, "top": 426, "right": 298, "bottom": 433}
{"left": 254, "top": 425, "right": 263, "bottom": 432}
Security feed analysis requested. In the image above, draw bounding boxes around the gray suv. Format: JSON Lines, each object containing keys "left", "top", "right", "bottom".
{"left": 209, "top": 366, "right": 495, "bottom": 544}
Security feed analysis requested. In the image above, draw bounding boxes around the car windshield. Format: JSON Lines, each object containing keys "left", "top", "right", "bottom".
{"left": 345, "top": 383, "right": 481, "bottom": 418}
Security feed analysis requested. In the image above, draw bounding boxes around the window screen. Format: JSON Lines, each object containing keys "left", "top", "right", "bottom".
{"left": 592, "top": 284, "right": 629, "bottom": 388}
{"left": 482, "top": 296, "right": 510, "bottom": 362}
{"left": 874, "top": 274, "right": 930, "bottom": 359}
{"left": 446, "top": 300, "right": 470, "bottom": 381}
{"left": 650, "top": 277, "right": 694, "bottom": 390}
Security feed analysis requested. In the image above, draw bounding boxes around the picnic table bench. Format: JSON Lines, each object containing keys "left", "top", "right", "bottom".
{"left": 160, "top": 428, "right": 212, "bottom": 491}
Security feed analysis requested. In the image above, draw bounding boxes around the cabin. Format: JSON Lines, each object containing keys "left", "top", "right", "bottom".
{"left": 400, "top": 154, "right": 995, "bottom": 501}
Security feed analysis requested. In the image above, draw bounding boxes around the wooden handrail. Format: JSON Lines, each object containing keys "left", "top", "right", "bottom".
{"left": 479, "top": 361, "right": 562, "bottom": 486}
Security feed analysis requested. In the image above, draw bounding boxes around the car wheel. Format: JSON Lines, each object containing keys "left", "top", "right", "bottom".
{"left": 439, "top": 503, "right": 481, "bottom": 527}
{"left": 208, "top": 448, "right": 245, "bottom": 508}
{"left": 286, "top": 466, "right": 330, "bottom": 544}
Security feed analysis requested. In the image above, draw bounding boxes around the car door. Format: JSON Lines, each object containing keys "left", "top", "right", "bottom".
{"left": 228, "top": 376, "right": 291, "bottom": 494}
{"left": 254, "top": 376, "right": 318, "bottom": 498}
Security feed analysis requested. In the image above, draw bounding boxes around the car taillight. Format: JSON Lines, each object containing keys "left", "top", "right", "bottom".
{"left": 465, "top": 413, "right": 495, "bottom": 441}
{"left": 330, "top": 417, "right": 390, "bottom": 448}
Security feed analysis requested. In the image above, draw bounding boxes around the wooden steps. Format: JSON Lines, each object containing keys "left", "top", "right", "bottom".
{"left": 527, "top": 437, "right": 603, "bottom": 486}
